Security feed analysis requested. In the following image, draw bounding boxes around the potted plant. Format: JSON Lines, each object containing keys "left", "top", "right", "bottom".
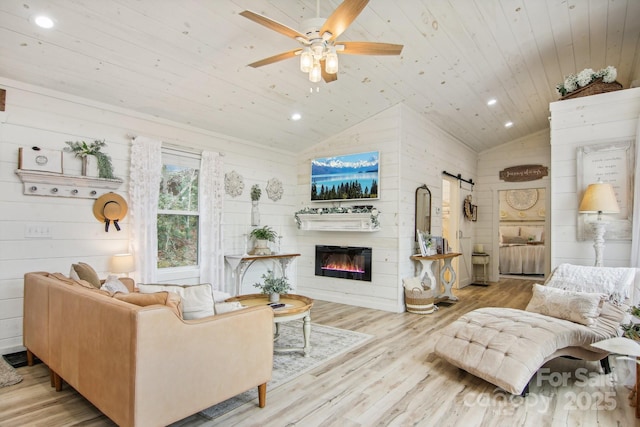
{"left": 64, "top": 139, "right": 115, "bottom": 179}
{"left": 253, "top": 269, "right": 291, "bottom": 303}
{"left": 249, "top": 225, "right": 278, "bottom": 255}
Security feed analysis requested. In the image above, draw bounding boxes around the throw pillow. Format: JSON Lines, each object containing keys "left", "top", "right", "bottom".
{"left": 137, "top": 283, "right": 214, "bottom": 320}
{"left": 114, "top": 291, "right": 183, "bottom": 319}
{"left": 70, "top": 262, "right": 101, "bottom": 288}
{"left": 520, "top": 226, "right": 544, "bottom": 242}
{"left": 502, "top": 236, "right": 528, "bottom": 245}
{"left": 100, "top": 275, "right": 130, "bottom": 294}
{"left": 214, "top": 301, "right": 245, "bottom": 314}
{"left": 526, "top": 284, "right": 605, "bottom": 326}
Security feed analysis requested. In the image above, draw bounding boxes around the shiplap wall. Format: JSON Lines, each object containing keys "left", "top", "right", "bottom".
{"left": 476, "top": 130, "right": 552, "bottom": 281}
{"left": 550, "top": 88, "right": 640, "bottom": 268}
{"left": 295, "top": 104, "right": 476, "bottom": 312}
{"left": 0, "top": 77, "right": 298, "bottom": 355}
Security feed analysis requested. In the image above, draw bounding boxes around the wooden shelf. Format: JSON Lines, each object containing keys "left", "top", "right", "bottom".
{"left": 295, "top": 213, "right": 380, "bottom": 232}
{"left": 15, "top": 169, "right": 123, "bottom": 199}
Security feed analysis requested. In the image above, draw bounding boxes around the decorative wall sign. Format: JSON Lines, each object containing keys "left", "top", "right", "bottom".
{"left": 577, "top": 139, "right": 634, "bottom": 241}
{"left": 499, "top": 164, "right": 548, "bottom": 182}
{"left": 224, "top": 170, "right": 244, "bottom": 197}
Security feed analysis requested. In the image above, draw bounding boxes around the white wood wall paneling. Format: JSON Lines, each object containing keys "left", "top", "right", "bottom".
{"left": 472, "top": 0, "right": 540, "bottom": 134}
{"left": 394, "top": 1, "right": 505, "bottom": 151}
{"left": 550, "top": 89, "right": 640, "bottom": 269}
{"left": 619, "top": 1, "right": 640, "bottom": 83}
{"left": 0, "top": 81, "right": 299, "bottom": 354}
{"left": 500, "top": 2, "right": 556, "bottom": 114}
{"left": 546, "top": 0, "right": 580, "bottom": 78}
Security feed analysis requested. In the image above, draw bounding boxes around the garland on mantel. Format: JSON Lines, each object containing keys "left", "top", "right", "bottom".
{"left": 294, "top": 206, "right": 380, "bottom": 228}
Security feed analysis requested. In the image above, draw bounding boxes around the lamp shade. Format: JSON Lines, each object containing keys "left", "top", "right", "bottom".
{"left": 578, "top": 182, "right": 620, "bottom": 213}
{"left": 110, "top": 253, "right": 135, "bottom": 274}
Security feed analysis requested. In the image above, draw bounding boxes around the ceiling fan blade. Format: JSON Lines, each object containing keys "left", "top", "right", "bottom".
{"left": 320, "top": 59, "right": 338, "bottom": 83}
{"left": 339, "top": 41, "right": 403, "bottom": 55}
{"left": 320, "top": 0, "right": 369, "bottom": 41}
{"left": 240, "top": 10, "right": 309, "bottom": 41}
{"left": 248, "top": 49, "right": 302, "bottom": 68}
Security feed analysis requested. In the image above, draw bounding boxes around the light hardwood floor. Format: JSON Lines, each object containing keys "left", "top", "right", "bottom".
{"left": 1, "top": 278, "right": 638, "bottom": 426}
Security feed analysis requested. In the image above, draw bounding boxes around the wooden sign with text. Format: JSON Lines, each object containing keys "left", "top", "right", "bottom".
{"left": 499, "top": 164, "right": 548, "bottom": 182}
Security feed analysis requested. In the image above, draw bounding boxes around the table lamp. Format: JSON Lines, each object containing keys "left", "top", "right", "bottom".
{"left": 110, "top": 253, "right": 135, "bottom": 277}
{"left": 578, "top": 180, "right": 620, "bottom": 267}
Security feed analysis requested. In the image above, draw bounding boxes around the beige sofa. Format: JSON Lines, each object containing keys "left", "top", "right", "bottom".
{"left": 23, "top": 271, "right": 274, "bottom": 427}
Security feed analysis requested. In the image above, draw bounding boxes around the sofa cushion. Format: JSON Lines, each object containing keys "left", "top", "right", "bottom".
{"left": 70, "top": 262, "right": 101, "bottom": 288}
{"left": 100, "top": 275, "right": 130, "bottom": 294}
{"left": 114, "top": 291, "right": 183, "bottom": 319}
{"left": 138, "top": 283, "right": 214, "bottom": 320}
{"left": 526, "top": 284, "right": 604, "bottom": 326}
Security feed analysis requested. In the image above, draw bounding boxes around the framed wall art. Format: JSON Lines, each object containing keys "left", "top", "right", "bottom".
{"left": 576, "top": 139, "right": 634, "bottom": 241}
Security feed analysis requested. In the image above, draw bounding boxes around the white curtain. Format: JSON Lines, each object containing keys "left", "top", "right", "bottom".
{"left": 129, "top": 136, "right": 162, "bottom": 283}
{"left": 631, "top": 117, "right": 640, "bottom": 268}
{"left": 199, "top": 151, "right": 226, "bottom": 291}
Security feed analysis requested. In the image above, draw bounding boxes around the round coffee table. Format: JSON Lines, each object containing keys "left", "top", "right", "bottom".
{"left": 225, "top": 293, "right": 314, "bottom": 357}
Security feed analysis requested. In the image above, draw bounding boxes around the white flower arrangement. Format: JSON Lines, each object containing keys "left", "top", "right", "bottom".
{"left": 556, "top": 66, "right": 618, "bottom": 96}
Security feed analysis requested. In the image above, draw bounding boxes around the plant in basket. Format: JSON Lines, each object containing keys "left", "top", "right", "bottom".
{"left": 556, "top": 66, "right": 619, "bottom": 98}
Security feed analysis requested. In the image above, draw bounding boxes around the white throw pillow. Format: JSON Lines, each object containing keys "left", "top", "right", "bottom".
{"left": 138, "top": 283, "right": 214, "bottom": 320}
{"left": 520, "top": 226, "right": 544, "bottom": 242}
{"left": 214, "top": 301, "right": 245, "bottom": 314}
{"left": 100, "top": 275, "right": 129, "bottom": 294}
{"left": 526, "top": 284, "right": 605, "bottom": 326}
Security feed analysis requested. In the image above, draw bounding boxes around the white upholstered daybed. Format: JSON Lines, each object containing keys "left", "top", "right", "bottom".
{"left": 434, "top": 264, "right": 638, "bottom": 395}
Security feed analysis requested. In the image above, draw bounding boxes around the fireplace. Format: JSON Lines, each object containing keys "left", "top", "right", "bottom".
{"left": 315, "top": 245, "right": 372, "bottom": 281}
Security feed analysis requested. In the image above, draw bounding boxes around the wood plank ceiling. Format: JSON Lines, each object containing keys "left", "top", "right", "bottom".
{"left": 0, "top": 0, "right": 638, "bottom": 153}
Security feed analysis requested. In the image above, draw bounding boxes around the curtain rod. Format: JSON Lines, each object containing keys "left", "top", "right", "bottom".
{"left": 442, "top": 170, "right": 474, "bottom": 188}
{"left": 127, "top": 134, "right": 224, "bottom": 156}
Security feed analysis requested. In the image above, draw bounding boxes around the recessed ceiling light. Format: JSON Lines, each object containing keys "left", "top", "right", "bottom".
{"left": 504, "top": 121, "right": 514, "bottom": 128}
{"left": 291, "top": 113, "right": 302, "bottom": 121}
{"left": 487, "top": 98, "right": 497, "bottom": 106}
{"left": 33, "top": 15, "right": 55, "bottom": 29}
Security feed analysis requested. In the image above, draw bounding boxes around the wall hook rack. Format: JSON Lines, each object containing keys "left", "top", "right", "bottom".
{"left": 442, "top": 171, "right": 474, "bottom": 190}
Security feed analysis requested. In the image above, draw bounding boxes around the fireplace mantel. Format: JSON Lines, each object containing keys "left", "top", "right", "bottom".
{"left": 296, "top": 212, "right": 380, "bottom": 232}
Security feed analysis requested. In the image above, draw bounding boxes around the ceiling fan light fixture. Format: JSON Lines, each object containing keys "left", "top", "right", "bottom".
{"left": 325, "top": 49, "right": 339, "bottom": 74}
{"left": 300, "top": 47, "right": 313, "bottom": 72}
{"left": 309, "top": 61, "right": 322, "bottom": 83}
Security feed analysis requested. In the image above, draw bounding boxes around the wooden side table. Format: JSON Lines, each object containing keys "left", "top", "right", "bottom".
{"left": 225, "top": 253, "right": 300, "bottom": 295}
{"left": 591, "top": 336, "right": 640, "bottom": 418}
{"left": 471, "top": 253, "right": 490, "bottom": 285}
{"left": 410, "top": 253, "right": 462, "bottom": 303}
{"left": 225, "top": 293, "right": 314, "bottom": 357}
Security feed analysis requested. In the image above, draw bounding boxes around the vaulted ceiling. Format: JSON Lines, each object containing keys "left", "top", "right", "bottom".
{"left": 1, "top": 0, "right": 639, "bottom": 153}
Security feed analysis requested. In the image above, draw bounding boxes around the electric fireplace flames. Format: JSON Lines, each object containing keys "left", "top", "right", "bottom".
{"left": 315, "top": 245, "right": 372, "bottom": 281}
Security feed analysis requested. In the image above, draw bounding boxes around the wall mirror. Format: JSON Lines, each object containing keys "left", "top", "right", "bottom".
{"left": 415, "top": 185, "right": 431, "bottom": 240}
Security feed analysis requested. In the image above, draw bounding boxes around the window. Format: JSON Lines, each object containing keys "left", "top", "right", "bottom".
{"left": 157, "top": 149, "right": 200, "bottom": 269}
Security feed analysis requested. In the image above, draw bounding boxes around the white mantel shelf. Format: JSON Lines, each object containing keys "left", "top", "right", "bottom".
{"left": 296, "top": 213, "right": 380, "bottom": 232}
{"left": 15, "top": 169, "right": 123, "bottom": 199}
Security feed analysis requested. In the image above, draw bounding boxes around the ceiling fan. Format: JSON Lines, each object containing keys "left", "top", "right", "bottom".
{"left": 240, "top": 0, "right": 403, "bottom": 83}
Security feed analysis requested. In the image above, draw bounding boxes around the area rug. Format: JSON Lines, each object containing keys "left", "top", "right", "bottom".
{"left": 200, "top": 321, "right": 372, "bottom": 420}
{"left": 0, "top": 356, "right": 22, "bottom": 388}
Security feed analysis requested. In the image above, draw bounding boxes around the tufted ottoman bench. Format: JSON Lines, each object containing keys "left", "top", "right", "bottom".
{"left": 433, "top": 306, "right": 614, "bottom": 395}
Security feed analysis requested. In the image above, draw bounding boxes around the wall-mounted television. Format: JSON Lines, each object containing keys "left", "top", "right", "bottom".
{"left": 310, "top": 151, "right": 379, "bottom": 201}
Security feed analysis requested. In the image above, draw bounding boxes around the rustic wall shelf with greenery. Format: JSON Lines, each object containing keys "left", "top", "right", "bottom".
{"left": 15, "top": 169, "right": 123, "bottom": 199}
